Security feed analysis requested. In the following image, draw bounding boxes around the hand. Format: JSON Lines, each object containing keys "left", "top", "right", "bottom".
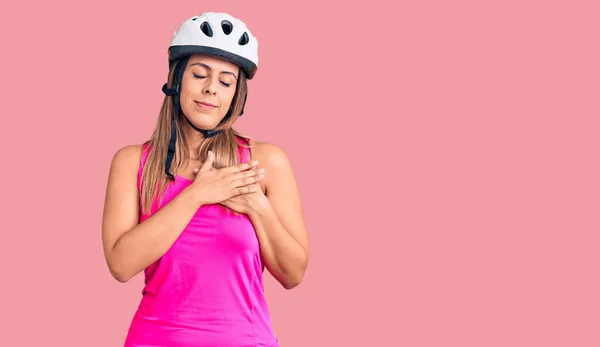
{"left": 190, "top": 151, "right": 265, "bottom": 206}
{"left": 219, "top": 182, "right": 271, "bottom": 218}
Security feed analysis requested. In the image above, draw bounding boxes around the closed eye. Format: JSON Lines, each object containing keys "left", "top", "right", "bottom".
{"left": 193, "top": 73, "right": 231, "bottom": 87}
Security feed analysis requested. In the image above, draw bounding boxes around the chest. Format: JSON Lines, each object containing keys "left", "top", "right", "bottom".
{"left": 143, "top": 175, "right": 260, "bottom": 265}
{"left": 168, "top": 202, "right": 260, "bottom": 265}
{"left": 177, "top": 160, "right": 267, "bottom": 193}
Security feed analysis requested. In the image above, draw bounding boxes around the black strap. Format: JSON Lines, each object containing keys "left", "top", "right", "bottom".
{"left": 161, "top": 56, "right": 249, "bottom": 178}
{"left": 162, "top": 83, "right": 179, "bottom": 96}
{"left": 165, "top": 118, "right": 178, "bottom": 177}
{"left": 163, "top": 57, "right": 188, "bottom": 178}
{"left": 183, "top": 115, "right": 221, "bottom": 137}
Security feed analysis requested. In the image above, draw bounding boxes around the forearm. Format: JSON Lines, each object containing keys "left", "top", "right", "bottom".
{"left": 250, "top": 205, "right": 308, "bottom": 289}
{"left": 108, "top": 187, "right": 202, "bottom": 282}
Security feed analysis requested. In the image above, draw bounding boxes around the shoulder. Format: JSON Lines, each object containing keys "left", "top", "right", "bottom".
{"left": 112, "top": 144, "right": 144, "bottom": 164}
{"left": 247, "top": 139, "right": 292, "bottom": 170}
{"left": 109, "top": 144, "right": 145, "bottom": 175}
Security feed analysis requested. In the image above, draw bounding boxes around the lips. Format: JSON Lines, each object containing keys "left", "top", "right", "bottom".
{"left": 195, "top": 101, "right": 217, "bottom": 109}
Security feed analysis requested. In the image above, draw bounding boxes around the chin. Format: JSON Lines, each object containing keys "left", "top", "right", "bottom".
{"left": 184, "top": 113, "right": 222, "bottom": 129}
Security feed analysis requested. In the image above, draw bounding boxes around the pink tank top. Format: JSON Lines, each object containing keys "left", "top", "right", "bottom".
{"left": 123, "top": 139, "right": 279, "bottom": 347}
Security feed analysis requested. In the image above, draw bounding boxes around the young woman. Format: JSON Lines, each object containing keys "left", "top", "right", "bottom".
{"left": 101, "top": 12, "right": 309, "bottom": 346}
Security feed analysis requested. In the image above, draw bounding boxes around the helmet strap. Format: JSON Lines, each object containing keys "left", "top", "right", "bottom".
{"left": 161, "top": 56, "right": 249, "bottom": 178}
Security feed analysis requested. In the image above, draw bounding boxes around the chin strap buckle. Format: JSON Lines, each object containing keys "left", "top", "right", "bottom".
{"left": 162, "top": 83, "right": 180, "bottom": 96}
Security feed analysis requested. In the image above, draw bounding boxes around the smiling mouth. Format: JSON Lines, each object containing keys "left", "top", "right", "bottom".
{"left": 195, "top": 101, "right": 217, "bottom": 109}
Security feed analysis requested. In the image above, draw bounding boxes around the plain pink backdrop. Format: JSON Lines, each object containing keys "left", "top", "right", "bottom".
{"left": 1, "top": 1, "right": 599, "bottom": 346}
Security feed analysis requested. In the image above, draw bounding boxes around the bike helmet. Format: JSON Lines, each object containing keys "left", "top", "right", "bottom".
{"left": 161, "top": 12, "right": 259, "bottom": 178}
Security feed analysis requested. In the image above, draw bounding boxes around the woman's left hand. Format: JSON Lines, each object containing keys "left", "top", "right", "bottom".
{"left": 192, "top": 166, "right": 270, "bottom": 217}
{"left": 218, "top": 182, "right": 271, "bottom": 218}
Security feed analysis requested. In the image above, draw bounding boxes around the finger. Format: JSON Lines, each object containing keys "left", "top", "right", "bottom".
{"left": 231, "top": 170, "right": 261, "bottom": 187}
{"left": 232, "top": 172, "right": 264, "bottom": 188}
{"left": 235, "top": 185, "right": 259, "bottom": 195}
{"left": 200, "top": 151, "right": 214, "bottom": 172}
{"left": 230, "top": 167, "right": 264, "bottom": 182}
{"left": 227, "top": 160, "right": 258, "bottom": 174}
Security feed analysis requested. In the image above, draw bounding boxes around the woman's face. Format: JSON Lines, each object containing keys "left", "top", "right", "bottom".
{"left": 179, "top": 54, "right": 240, "bottom": 130}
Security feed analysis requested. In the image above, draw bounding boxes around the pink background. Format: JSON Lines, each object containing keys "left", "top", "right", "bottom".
{"left": 2, "top": 0, "right": 599, "bottom": 346}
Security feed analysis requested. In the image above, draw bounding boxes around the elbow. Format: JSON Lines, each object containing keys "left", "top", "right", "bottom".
{"left": 282, "top": 278, "right": 302, "bottom": 290}
{"left": 281, "top": 260, "right": 309, "bottom": 290}
{"left": 112, "top": 271, "right": 132, "bottom": 283}
{"left": 110, "top": 268, "right": 132, "bottom": 283}
{"left": 105, "top": 246, "right": 136, "bottom": 283}
{"left": 107, "top": 260, "right": 133, "bottom": 283}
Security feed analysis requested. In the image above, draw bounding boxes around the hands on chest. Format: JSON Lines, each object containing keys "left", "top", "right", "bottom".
{"left": 218, "top": 182, "right": 270, "bottom": 217}
{"left": 189, "top": 150, "right": 270, "bottom": 217}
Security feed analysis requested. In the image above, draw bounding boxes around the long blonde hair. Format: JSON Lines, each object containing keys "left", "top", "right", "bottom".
{"left": 140, "top": 57, "right": 252, "bottom": 214}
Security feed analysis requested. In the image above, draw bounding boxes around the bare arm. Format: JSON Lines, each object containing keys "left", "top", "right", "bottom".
{"left": 101, "top": 145, "right": 202, "bottom": 283}
{"left": 249, "top": 143, "right": 309, "bottom": 289}
{"left": 101, "top": 146, "right": 263, "bottom": 283}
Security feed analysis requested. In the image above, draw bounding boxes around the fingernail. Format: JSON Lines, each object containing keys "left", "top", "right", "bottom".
{"left": 259, "top": 168, "right": 265, "bottom": 173}
{"left": 251, "top": 160, "right": 258, "bottom": 165}
{"left": 208, "top": 150, "right": 213, "bottom": 156}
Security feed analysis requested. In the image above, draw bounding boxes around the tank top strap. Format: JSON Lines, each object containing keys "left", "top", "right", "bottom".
{"left": 236, "top": 136, "right": 251, "bottom": 163}
{"left": 138, "top": 138, "right": 248, "bottom": 190}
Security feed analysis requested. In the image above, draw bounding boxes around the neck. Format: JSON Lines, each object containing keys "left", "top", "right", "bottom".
{"left": 180, "top": 118, "right": 206, "bottom": 157}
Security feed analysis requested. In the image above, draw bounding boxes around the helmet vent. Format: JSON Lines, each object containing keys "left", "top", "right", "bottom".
{"left": 221, "top": 20, "right": 233, "bottom": 35}
{"left": 200, "top": 22, "right": 213, "bottom": 37}
{"left": 238, "top": 32, "right": 249, "bottom": 45}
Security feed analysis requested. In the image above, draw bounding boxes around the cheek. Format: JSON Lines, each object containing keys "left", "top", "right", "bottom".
{"left": 179, "top": 91, "right": 194, "bottom": 111}
{"left": 181, "top": 75, "right": 203, "bottom": 99}
{"left": 178, "top": 91, "right": 200, "bottom": 117}
{"left": 220, "top": 89, "right": 237, "bottom": 108}
{"left": 179, "top": 82, "right": 195, "bottom": 103}
{"left": 180, "top": 83, "right": 202, "bottom": 108}
{"left": 180, "top": 90, "right": 191, "bottom": 103}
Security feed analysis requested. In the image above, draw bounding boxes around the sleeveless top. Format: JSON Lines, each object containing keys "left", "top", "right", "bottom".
{"left": 123, "top": 139, "right": 279, "bottom": 347}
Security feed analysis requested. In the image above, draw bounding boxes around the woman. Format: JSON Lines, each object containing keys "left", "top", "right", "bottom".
{"left": 101, "top": 12, "right": 309, "bottom": 347}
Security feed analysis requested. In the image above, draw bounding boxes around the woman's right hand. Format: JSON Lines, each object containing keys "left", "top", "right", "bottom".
{"left": 190, "top": 150, "right": 265, "bottom": 206}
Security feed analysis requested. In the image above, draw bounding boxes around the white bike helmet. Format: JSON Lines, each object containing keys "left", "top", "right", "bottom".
{"left": 161, "top": 12, "right": 259, "bottom": 178}
{"left": 169, "top": 12, "right": 259, "bottom": 79}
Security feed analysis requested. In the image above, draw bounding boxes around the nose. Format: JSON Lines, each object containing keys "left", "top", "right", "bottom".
{"left": 202, "top": 77, "right": 218, "bottom": 95}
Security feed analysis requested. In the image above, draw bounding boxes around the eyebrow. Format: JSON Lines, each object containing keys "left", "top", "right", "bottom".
{"left": 190, "top": 62, "right": 237, "bottom": 79}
